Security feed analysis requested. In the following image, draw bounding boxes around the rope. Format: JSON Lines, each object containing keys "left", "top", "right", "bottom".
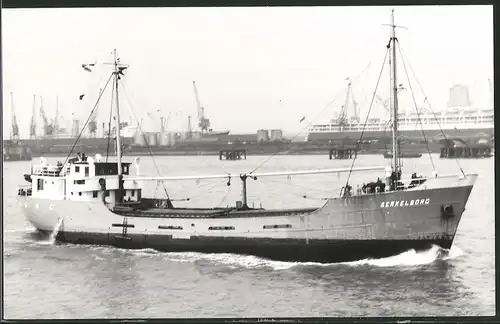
{"left": 396, "top": 40, "right": 435, "bottom": 172}
{"left": 216, "top": 182, "right": 232, "bottom": 207}
{"left": 397, "top": 40, "right": 465, "bottom": 176}
{"left": 344, "top": 47, "right": 390, "bottom": 189}
{"left": 62, "top": 73, "right": 114, "bottom": 166}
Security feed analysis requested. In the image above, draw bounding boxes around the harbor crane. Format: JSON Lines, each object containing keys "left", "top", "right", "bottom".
{"left": 337, "top": 78, "right": 358, "bottom": 125}
{"left": 29, "top": 95, "right": 37, "bottom": 139}
{"left": 52, "top": 96, "right": 60, "bottom": 134}
{"left": 88, "top": 89, "right": 101, "bottom": 137}
{"left": 160, "top": 112, "right": 171, "bottom": 132}
{"left": 192, "top": 81, "right": 211, "bottom": 133}
{"left": 39, "top": 96, "right": 55, "bottom": 136}
{"left": 10, "top": 92, "right": 19, "bottom": 140}
{"left": 187, "top": 115, "right": 193, "bottom": 138}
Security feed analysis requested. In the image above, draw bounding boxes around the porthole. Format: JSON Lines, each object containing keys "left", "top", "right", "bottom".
{"left": 78, "top": 192, "right": 82, "bottom": 196}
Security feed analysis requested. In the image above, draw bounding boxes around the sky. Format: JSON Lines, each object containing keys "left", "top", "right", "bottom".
{"left": 2, "top": 5, "right": 494, "bottom": 139}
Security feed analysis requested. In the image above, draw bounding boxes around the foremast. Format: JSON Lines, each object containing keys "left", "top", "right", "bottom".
{"left": 389, "top": 9, "right": 400, "bottom": 173}
{"left": 104, "top": 49, "right": 129, "bottom": 203}
{"left": 113, "top": 49, "right": 124, "bottom": 175}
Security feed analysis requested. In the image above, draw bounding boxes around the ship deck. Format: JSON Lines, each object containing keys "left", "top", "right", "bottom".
{"left": 112, "top": 205, "right": 318, "bottom": 219}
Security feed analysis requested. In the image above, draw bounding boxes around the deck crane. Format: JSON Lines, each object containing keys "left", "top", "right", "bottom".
{"left": 192, "top": 81, "right": 211, "bottom": 133}
{"left": 10, "top": 92, "right": 19, "bottom": 140}
{"left": 29, "top": 95, "right": 37, "bottom": 139}
{"left": 39, "top": 96, "right": 55, "bottom": 136}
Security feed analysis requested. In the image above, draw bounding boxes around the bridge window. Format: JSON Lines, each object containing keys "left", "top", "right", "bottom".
{"left": 74, "top": 180, "right": 85, "bottom": 185}
{"left": 208, "top": 226, "right": 235, "bottom": 230}
{"left": 75, "top": 166, "right": 80, "bottom": 172}
{"left": 105, "top": 191, "right": 110, "bottom": 197}
{"left": 37, "top": 179, "right": 43, "bottom": 191}
{"left": 263, "top": 224, "right": 292, "bottom": 229}
{"left": 93, "top": 191, "right": 98, "bottom": 198}
{"left": 85, "top": 167, "right": 89, "bottom": 177}
{"left": 131, "top": 190, "right": 135, "bottom": 197}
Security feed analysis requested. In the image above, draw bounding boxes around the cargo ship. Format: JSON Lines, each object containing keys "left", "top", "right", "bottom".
{"left": 17, "top": 11, "right": 477, "bottom": 263}
{"left": 3, "top": 140, "right": 32, "bottom": 162}
{"left": 307, "top": 82, "right": 494, "bottom": 144}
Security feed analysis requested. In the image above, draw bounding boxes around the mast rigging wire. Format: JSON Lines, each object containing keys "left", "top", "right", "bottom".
{"left": 106, "top": 76, "right": 116, "bottom": 162}
{"left": 344, "top": 47, "right": 391, "bottom": 189}
{"left": 247, "top": 75, "right": 367, "bottom": 175}
{"left": 395, "top": 40, "right": 435, "bottom": 171}
{"left": 119, "top": 81, "right": 170, "bottom": 199}
{"left": 62, "top": 73, "right": 114, "bottom": 166}
{"left": 396, "top": 40, "right": 465, "bottom": 175}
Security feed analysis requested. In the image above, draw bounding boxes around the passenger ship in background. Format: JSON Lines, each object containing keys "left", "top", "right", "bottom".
{"left": 307, "top": 82, "right": 494, "bottom": 143}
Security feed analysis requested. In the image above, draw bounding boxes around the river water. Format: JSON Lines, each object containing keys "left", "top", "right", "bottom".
{"left": 3, "top": 154, "right": 495, "bottom": 318}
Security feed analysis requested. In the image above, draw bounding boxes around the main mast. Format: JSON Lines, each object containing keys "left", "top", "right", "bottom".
{"left": 113, "top": 49, "right": 123, "bottom": 175}
{"left": 390, "top": 9, "right": 400, "bottom": 172}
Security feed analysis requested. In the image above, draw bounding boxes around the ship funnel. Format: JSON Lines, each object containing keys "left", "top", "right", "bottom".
{"left": 447, "top": 84, "right": 472, "bottom": 109}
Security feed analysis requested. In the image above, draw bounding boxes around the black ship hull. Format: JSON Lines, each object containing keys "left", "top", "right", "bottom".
{"left": 48, "top": 231, "right": 451, "bottom": 263}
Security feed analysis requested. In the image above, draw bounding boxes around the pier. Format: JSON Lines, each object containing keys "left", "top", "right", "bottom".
{"left": 440, "top": 146, "right": 492, "bottom": 159}
{"left": 329, "top": 147, "right": 358, "bottom": 160}
{"left": 219, "top": 149, "right": 247, "bottom": 160}
{"left": 439, "top": 138, "right": 493, "bottom": 159}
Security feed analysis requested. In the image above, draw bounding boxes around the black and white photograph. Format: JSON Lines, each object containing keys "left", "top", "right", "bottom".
{"left": 2, "top": 5, "right": 495, "bottom": 319}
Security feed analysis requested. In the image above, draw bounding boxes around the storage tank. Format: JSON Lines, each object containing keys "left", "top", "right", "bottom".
{"left": 159, "top": 132, "right": 170, "bottom": 146}
{"left": 133, "top": 131, "right": 147, "bottom": 146}
{"left": 257, "top": 129, "right": 269, "bottom": 143}
{"left": 179, "top": 132, "right": 189, "bottom": 141}
{"left": 270, "top": 129, "right": 283, "bottom": 142}
{"left": 168, "top": 132, "right": 176, "bottom": 146}
{"left": 147, "top": 132, "right": 158, "bottom": 147}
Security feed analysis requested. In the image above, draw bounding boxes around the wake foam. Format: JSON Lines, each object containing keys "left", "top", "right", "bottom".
{"left": 342, "top": 244, "right": 464, "bottom": 267}
{"left": 158, "top": 244, "right": 464, "bottom": 270}
{"left": 34, "top": 218, "right": 64, "bottom": 246}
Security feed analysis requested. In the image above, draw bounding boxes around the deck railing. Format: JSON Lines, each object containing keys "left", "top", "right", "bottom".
{"left": 32, "top": 165, "right": 65, "bottom": 177}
